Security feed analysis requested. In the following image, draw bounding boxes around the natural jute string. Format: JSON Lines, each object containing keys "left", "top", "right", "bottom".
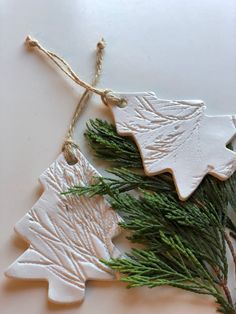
{"left": 24, "top": 36, "right": 126, "bottom": 164}
{"left": 24, "top": 36, "right": 127, "bottom": 164}
{"left": 62, "top": 38, "right": 106, "bottom": 164}
{"left": 24, "top": 36, "right": 127, "bottom": 108}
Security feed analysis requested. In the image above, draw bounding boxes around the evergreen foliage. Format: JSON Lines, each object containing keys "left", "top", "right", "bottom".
{"left": 65, "top": 119, "right": 236, "bottom": 313}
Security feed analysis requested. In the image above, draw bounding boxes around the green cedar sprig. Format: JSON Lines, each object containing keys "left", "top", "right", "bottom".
{"left": 85, "top": 119, "right": 142, "bottom": 168}
{"left": 65, "top": 119, "right": 236, "bottom": 314}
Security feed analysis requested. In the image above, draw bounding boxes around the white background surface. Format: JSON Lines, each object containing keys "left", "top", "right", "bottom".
{"left": 1, "top": 1, "right": 236, "bottom": 313}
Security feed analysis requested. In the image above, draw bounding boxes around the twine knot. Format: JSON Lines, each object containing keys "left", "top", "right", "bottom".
{"left": 97, "top": 38, "right": 106, "bottom": 50}
{"left": 102, "top": 90, "right": 127, "bottom": 108}
{"left": 25, "top": 36, "right": 39, "bottom": 48}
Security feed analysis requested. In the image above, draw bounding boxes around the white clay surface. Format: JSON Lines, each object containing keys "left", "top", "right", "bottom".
{"left": 5, "top": 149, "right": 121, "bottom": 303}
{"left": 109, "top": 92, "right": 236, "bottom": 200}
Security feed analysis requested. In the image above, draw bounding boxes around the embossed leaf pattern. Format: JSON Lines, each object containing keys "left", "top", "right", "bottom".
{"left": 109, "top": 92, "right": 236, "bottom": 200}
{"left": 5, "top": 150, "right": 121, "bottom": 303}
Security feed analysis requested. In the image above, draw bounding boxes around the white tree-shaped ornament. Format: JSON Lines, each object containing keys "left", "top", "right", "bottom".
{"left": 5, "top": 149, "right": 121, "bottom": 303}
{"left": 108, "top": 92, "right": 236, "bottom": 200}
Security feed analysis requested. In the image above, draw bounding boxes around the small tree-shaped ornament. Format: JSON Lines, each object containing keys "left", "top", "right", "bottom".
{"left": 6, "top": 150, "right": 121, "bottom": 303}
{"left": 5, "top": 39, "right": 121, "bottom": 303}
{"left": 107, "top": 92, "right": 236, "bottom": 200}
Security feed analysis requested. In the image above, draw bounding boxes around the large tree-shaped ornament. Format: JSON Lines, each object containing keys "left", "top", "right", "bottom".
{"left": 108, "top": 92, "right": 236, "bottom": 200}
{"left": 5, "top": 149, "right": 121, "bottom": 303}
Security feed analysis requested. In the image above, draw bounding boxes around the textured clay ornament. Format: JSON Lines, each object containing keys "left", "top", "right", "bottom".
{"left": 108, "top": 92, "right": 236, "bottom": 200}
{"left": 5, "top": 149, "right": 121, "bottom": 303}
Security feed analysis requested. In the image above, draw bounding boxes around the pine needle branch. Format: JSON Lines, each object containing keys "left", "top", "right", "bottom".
{"left": 85, "top": 119, "right": 142, "bottom": 168}
{"left": 65, "top": 119, "right": 236, "bottom": 314}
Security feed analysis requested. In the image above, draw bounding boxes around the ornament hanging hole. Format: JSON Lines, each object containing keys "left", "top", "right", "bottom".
{"left": 66, "top": 156, "right": 78, "bottom": 166}
{"left": 62, "top": 142, "right": 79, "bottom": 166}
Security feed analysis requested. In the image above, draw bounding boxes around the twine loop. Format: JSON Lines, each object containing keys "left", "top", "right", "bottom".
{"left": 24, "top": 36, "right": 127, "bottom": 107}
{"left": 24, "top": 35, "right": 127, "bottom": 164}
{"left": 97, "top": 38, "right": 106, "bottom": 51}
